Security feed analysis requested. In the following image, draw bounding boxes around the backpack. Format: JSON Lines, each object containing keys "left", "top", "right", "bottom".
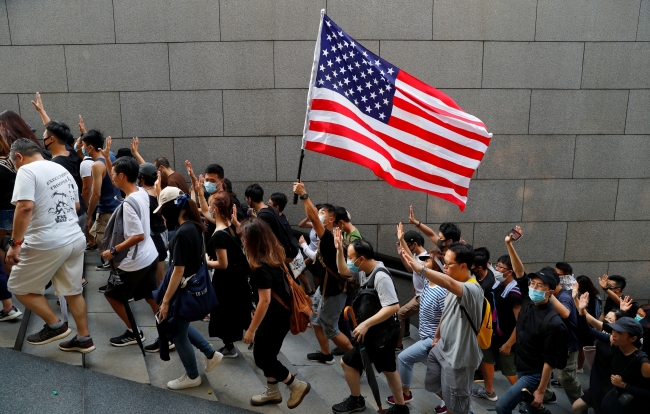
{"left": 258, "top": 207, "right": 299, "bottom": 260}
{"left": 460, "top": 280, "right": 493, "bottom": 349}
{"left": 352, "top": 266, "right": 399, "bottom": 347}
{"left": 271, "top": 263, "right": 312, "bottom": 334}
{"left": 102, "top": 196, "right": 142, "bottom": 264}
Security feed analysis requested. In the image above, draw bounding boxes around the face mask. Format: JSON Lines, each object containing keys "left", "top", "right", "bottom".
{"left": 319, "top": 216, "right": 327, "bottom": 225}
{"left": 494, "top": 270, "right": 505, "bottom": 284}
{"left": 528, "top": 288, "right": 547, "bottom": 304}
{"left": 436, "top": 239, "right": 445, "bottom": 250}
{"left": 636, "top": 315, "right": 643, "bottom": 322}
{"left": 347, "top": 258, "right": 359, "bottom": 273}
{"left": 204, "top": 181, "right": 217, "bottom": 194}
{"left": 43, "top": 137, "right": 52, "bottom": 150}
{"left": 81, "top": 146, "right": 89, "bottom": 157}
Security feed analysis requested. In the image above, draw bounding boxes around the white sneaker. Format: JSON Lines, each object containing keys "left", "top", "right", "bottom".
{"left": 205, "top": 351, "right": 223, "bottom": 373}
{"left": 576, "top": 368, "right": 584, "bottom": 374}
{"left": 0, "top": 306, "right": 22, "bottom": 321}
{"left": 167, "top": 373, "right": 202, "bottom": 390}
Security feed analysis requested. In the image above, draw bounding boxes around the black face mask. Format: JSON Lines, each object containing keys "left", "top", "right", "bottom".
{"left": 43, "top": 136, "right": 53, "bottom": 150}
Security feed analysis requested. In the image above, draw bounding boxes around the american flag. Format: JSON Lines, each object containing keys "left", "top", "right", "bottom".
{"left": 302, "top": 14, "right": 492, "bottom": 211}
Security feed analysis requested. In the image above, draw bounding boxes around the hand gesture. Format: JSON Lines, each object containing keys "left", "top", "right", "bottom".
{"left": 185, "top": 160, "right": 198, "bottom": 184}
{"left": 408, "top": 205, "right": 418, "bottom": 225}
{"left": 231, "top": 204, "right": 240, "bottom": 227}
{"left": 78, "top": 115, "right": 87, "bottom": 135}
{"left": 620, "top": 295, "right": 634, "bottom": 313}
{"left": 598, "top": 274, "right": 609, "bottom": 290}
{"left": 130, "top": 137, "right": 140, "bottom": 155}
{"left": 578, "top": 292, "right": 590, "bottom": 312}
{"left": 31, "top": 92, "right": 45, "bottom": 113}
{"left": 401, "top": 248, "right": 423, "bottom": 274}
{"left": 505, "top": 225, "right": 522, "bottom": 243}
{"left": 99, "top": 136, "right": 112, "bottom": 159}
{"left": 333, "top": 227, "right": 343, "bottom": 250}
{"left": 572, "top": 283, "right": 580, "bottom": 299}
{"left": 396, "top": 222, "right": 405, "bottom": 241}
{"left": 299, "top": 235, "right": 306, "bottom": 245}
{"left": 293, "top": 180, "right": 306, "bottom": 196}
{"left": 193, "top": 174, "right": 204, "bottom": 194}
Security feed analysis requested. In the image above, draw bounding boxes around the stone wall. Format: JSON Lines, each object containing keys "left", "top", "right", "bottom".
{"left": 1, "top": 1, "right": 649, "bottom": 299}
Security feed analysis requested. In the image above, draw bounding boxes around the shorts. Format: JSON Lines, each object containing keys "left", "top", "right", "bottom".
{"left": 0, "top": 209, "right": 14, "bottom": 230}
{"left": 8, "top": 237, "right": 85, "bottom": 296}
{"left": 310, "top": 287, "right": 347, "bottom": 339}
{"left": 89, "top": 212, "right": 112, "bottom": 245}
{"left": 425, "top": 345, "right": 474, "bottom": 414}
{"left": 104, "top": 258, "right": 159, "bottom": 302}
{"left": 151, "top": 233, "right": 168, "bottom": 262}
{"left": 481, "top": 343, "right": 517, "bottom": 377}
{"left": 342, "top": 329, "right": 399, "bottom": 374}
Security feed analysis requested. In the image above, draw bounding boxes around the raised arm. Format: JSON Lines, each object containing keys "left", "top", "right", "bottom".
{"left": 193, "top": 175, "right": 213, "bottom": 223}
{"left": 396, "top": 222, "right": 413, "bottom": 273}
{"left": 598, "top": 274, "right": 621, "bottom": 304}
{"left": 298, "top": 217, "right": 313, "bottom": 228}
{"left": 401, "top": 249, "right": 464, "bottom": 297}
{"left": 505, "top": 225, "right": 525, "bottom": 278}
{"left": 99, "top": 137, "right": 113, "bottom": 173}
{"left": 334, "top": 227, "right": 352, "bottom": 277}
{"left": 130, "top": 137, "right": 145, "bottom": 165}
{"left": 30, "top": 92, "right": 51, "bottom": 125}
{"left": 408, "top": 205, "right": 438, "bottom": 244}
{"left": 293, "top": 181, "right": 324, "bottom": 238}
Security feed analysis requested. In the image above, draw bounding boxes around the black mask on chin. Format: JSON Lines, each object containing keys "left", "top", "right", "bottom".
{"left": 161, "top": 202, "right": 180, "bottom": 226}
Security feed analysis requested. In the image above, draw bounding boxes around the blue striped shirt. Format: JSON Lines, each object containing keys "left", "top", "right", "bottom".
{"left": 419, "top": 283, "right": 447, "bottom": 340}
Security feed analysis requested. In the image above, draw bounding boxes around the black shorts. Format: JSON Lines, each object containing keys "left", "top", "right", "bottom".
{"left": 342, "top": 330, "right": 399, "bottom": 374}
{"left": 104, "top": 259, "right": 158, "bottom": 302}
{"left": 151, "top": 233, "right": 168, "bottom": 262}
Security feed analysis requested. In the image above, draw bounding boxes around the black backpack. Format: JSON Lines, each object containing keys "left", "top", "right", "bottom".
{"left": 352, "top": 266, "right": 399, "bottom": 347}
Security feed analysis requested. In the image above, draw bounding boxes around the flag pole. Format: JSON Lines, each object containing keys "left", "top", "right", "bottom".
{"left": 293, "top": 8, "right": 326, "bottom": 204}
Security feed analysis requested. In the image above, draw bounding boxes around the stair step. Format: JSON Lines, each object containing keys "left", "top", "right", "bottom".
{"left": 0, "top": 301, "right": 25, "bottom": 348}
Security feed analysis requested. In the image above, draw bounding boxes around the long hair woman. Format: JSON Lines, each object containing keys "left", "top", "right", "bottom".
{"left": 205, "top": 192, "right": 252, "bottom": 357}
{"left": 155, "top": 186, "right": 222, "bottom": 390}
{"left": 574, "top": 275, "right": 602, "bottom": 371}
{"left": 0, "top": 110, "right": 40, "bottom": 147}
{"left": 240, "top": 218, "right": 310, "bottom": 409}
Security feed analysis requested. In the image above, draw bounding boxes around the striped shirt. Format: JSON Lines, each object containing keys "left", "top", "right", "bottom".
{"left": 419, "top": 283, "right": 447, "bottom": 340}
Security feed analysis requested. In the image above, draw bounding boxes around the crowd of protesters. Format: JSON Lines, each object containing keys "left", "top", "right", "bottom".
{"left": 0, "top": 96, "right": 649, "bottom": 414}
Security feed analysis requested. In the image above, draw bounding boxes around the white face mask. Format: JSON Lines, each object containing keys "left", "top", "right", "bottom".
{"left": 494, "top": 270, "right": 505, "bottom": 284}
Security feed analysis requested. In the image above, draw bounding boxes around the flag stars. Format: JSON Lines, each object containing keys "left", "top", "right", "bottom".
{"left": 365, "top": 81, "right": 372, "bottom": 89}
{"left": 331, "top": 45, "right": 337, "bottom": 53}
{"left": 368, "top": 68, "right": 374, "bottom": 75}
{"left": 379, "top": 113, "right": 386, "bottom": 120}
{"left": 357, "top": 85, "right": 363, "bottom": 92}
{"left": 318, "top": 79, "right": 324, "bottom": 85}
{"left": 332, "top": 84, "right": 338, "bottom": 90}
{"left": 373, "top": 78, "right": 379, "bottom": 85}
{"left": 375, "top": 103, "right": 381, "bottom": 109}
{"left": 332, "top": 71, "right": 338, "bottom": 78}
{"left": 337, "top": 43, "right": 343, "bottom": 50}
{"left": 385, "top": 84, "right": 392, "bottom": 91}
{"left": 370, "top": 92, "right": 377, "bottom": 99}
{"left": 355, "top": 61, "right": 361, "bottom": 68}
{"left": 350, "top": 41, "right": 356, "bottom": 48}
{"left": 383, "top": 98, "right": 389, "bottom": 105}
{"left": 325, "top": 74, "right": 331, "bottom": 82}
{"left": 347, "top": 64, "right": 353, "bottom": 71}
{"left": 348, "top": 88, "right": 354, "bottom": 95}
{"left": 375, "top": 60, "right": 381, "bottom": 66}
{"left": 340, "top": 66, "right": 347, "bottom": 74}
{"left": 338, "top": 81, "right": 343, "bottom": 88}
{"left": 322, "top": 49, "right": 329, "bottom": 57}
{"left": 326, "top": 20, "right": 331, "bottom": 27}
{"left": 360, "top": 72, "right": 367, "bottom": 79}
{"left": 349, "top": 50, "right": 355, "bottom": 58}
{"left": 362, "top": 51, "right": 368, "bottom": 57}
{"left": 319, "top": 64, "right": 325, "bottom": 72}
{"left": 352, "top": 75, "right": 358, "bottom": 82}
{"left": 343, "top": 77, "right": 350, "bottom": 85}
{"left": 361, "top": 96, "right": 368, "bottom": 103}
{"left": 387, "top": 67, "right": 394, "bottom": 75}
{"left": 354, "top": 99, "right": 359, "bottom": 105}
{"left": 365, "top": 106, "right": 372, "bottom": 113}
{"left": 335, "top": 56, "right": 342, "bottom": 64}
{"left": 343, "top": 41, "right": 349, "bottom": 47}
{"left": 378, "top": 88, "right": 384, "bottom": 95}
{"left": 327, "top": 60, "right": 333, "bottom": 68}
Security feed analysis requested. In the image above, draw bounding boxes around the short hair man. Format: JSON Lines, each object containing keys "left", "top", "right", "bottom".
{"left": 154, "top": 156, "right": 190, "bottom": 195}
{"left": 408, "top": 206, "right": 461, "bottom": 252}
{"left": 401, "top": 242, "right": 484, "bottom": 414}
{"left": 599, "top": 274, "right": 639, "bottom": 319}
{"left": 555, "top": 262, "right": 577, "bottom": 291}
{"left": 472, "top": 247, "right": 495, "bottom": 295}
{"left": 334, "top": 206, "right": 361, "bottom": 243}
{"left": 6, "top": 139, "right": 94, "bottom": 353}
{"left": 332, "top": 236, "right": 406, "bottom": 414}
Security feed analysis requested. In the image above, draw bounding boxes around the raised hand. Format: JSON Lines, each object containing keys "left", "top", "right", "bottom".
{"left": 293, "top": 180, "right": 306, "bottom": 196}
{"left": 578, "top": 292, "right": 590, "bottom": 312}
{"left": 598, "top": 274, "right": 609, "bottom": 290}
{"left": 130, "top": 137, "right": 140, "bottom": 154}
{"left": 185, "top": 160, "right": 198, "bottom": 183}
{"left": 505, "top": 225, "right": 523, "bottom": 243}
{"left": 78, "top": 115, "right": 86, "bottom": 135}
{"left": 231, "top": 204, "right": 240, "bottom": 227}
{"left": 408, "top": 205, "right": 418, "bottom": 225}
{"left": 333, "top": 227, "right": 343, "bottom": 250}
{"left": 154, "top": 171, "right": 162, "bottom": 197}
{"left": 99, "top": 136, "right": 112, "bottom": 159}
{"left": 620, "top": 295, "right": 634, "bottom": 312}
{"left": 400, "top": 248, "right": 423, "bottom": 273}
{"left": 31, "top": 92, "right": 44, "bottom": 113}
{"left": 299, "top": 235, "right": 306, "bottom": 245}
{"left": 396, "top": 222, "right": 405, "bottom": 241}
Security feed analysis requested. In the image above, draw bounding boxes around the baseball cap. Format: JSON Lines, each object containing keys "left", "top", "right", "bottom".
{"left": 116, "top": 148, "right": 134, "bottom": 159}
{"left": 529, "top": 267, "right": 558, "bottom": 290}
{"left": 139, "top": 163, "right": 158, "bottom": 180}
{"left": 404, "top": 230, "right": 424, "bottom": 246}
{"left": 153, "top": 186, "right": 184, "bottom": 213}
{"left": 609, "top": 316, "right": 643, "bottom": 338}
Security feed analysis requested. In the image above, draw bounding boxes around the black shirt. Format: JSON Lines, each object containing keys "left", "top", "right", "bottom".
{"left": 514, "top": 274, "right": 568, "bottom": 373}
{"left": 609, "top": 347, "right": 650, "bottom": 409}
{"left": 313, "top": 229, "right": 343, "bottom": 297}
{"left": 256, "top": 206, "right": 287, "bottom": 245}
{"left": 0, "top": 157, "right": 16, "bottom": 210}
{"left": 250, "top": 262, "right": 291, "bottom": 315}
{"left": 490, "top": 282, "right": 524, "bottom": 348}
{"left": 169, "top": 221, "right": 203, "bottom": 277}
{"left": 148, "top": 194, "right": 166, "bottom": 234}
{"left": 478, "top": 268, "right": 495, "bottom": 295}
{"left": 51, "top": 148, "right": 87, "bottom": 216}
{"left": 604, "top": 296, "right": 640, "bottom": 319}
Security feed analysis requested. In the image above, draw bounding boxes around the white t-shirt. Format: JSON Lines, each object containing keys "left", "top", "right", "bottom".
{"left": 411, "top": 252, "right": 428, "bottom": 297}
{"left": 11, "top": 160, "right": 83, "bottom": 250}
{"left": 117, "top": 188, "right": 158, "bottom": 272}
{"left": 79, "top": 156, "right": 93, "bottom": 179}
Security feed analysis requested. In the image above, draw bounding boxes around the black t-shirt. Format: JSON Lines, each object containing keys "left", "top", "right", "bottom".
{"left": 610, "top": 348, "right": 650, "bottom": 408}
{"left": 169, "top": 221, "right": 203, "bottom": 277}
{"left": 478, "top": 268, "right": 495, "bottom": 295}
{"left": 257, "top": 206, "right": 287, "bottom": 244}
{"left": 51, "top": 148, "right": 87, "bottom": 216}
{"left": 148, "top": 194, "right": 167, "bottom": 234}
{"left": 314, "top": 229, "right": 343, "bottom": 297}
{"left": 0, "top": 157, "right": 16, "bottom": 210}
{"left": 277, "top": 213, "right": 300, "bottom": 253}
{"left": 491, "top": 283, "right": 524, "bottom": 347}
{"left": 604, "top": 296, "right": 640, "bottom": 319}
{"left": 207, "top": 226, "right": 250, "bottom": 281}
{"left": 250, "top": 262, "right": 291, "bottom": 315}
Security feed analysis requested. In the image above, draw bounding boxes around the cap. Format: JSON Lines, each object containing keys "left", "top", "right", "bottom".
{"left": 609, "top": 316, "right": 643, "bottom": 338}
{"left": 139, "top": 163, "right": 158, "bottom": 180}
{"left": 153, "top": 186, "right": 184, "bottom": 213}
{"left": 529, "top": 267, "right": 558, "bottom": 290}
{"left": 404, "top": 230, "right": 424, "bottom": 246}
{"left": 116, "top": 148, "right": 134, "bottom": 159}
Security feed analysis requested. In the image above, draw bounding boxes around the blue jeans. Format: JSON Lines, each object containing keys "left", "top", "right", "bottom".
{"left": 0, "top": 209, "right": 14, "bottom": 230}
{"left": 171, "top": 318, "right": 215, "bottom": 379}
{"left": 397, "top": 337, "right": 432, "bottom": 387}
{"left": 495, "top": 371, "right": 542, "bottom": 414}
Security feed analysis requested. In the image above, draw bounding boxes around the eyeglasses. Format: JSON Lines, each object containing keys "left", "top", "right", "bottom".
{"left": 494, "top": 264, "right": 510, "bottom": 271}
{"left": 529, "top": 281, "right": 548, "bottom": 290}
{"left": 607, "top": 284, "right": 620, "bottom": 290}
{"left": 443, "top": 261, "right": 459, "bottom": 267}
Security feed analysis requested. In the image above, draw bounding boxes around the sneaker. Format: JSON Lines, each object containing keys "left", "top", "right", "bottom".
{"left": 332, "top": 346, "right": 345, "bottom": 356}
{"left": 287, "top": 378, "right": 311, "bottom": 409}
{"left": 395, "top": 345, "right": 404, "bottom": 353}
{"left": 95, "top": 263, "right": 110, "bottom": 271}
{"left": 307, "top": 351, "right": 334, "bottom": 364}
{"left": 472, "top": 387, "right": 498, "bottom": 402}
{"left": 251, "top": 382, "right": 282, "bottom": 406}
{"left": 473, "top": 370, "right": 484, "bottom": 383}
{"left": 434, "top": 403, "right": 447, "bottom": 414}
{"left": 543, "top": 392, "right": 557, "bottom": 404}
{"left": 576, "top": 368, "right": 584, "bottom": 374}
{"left": 205, "top": 351, "right": 223, "bottom": 372}
{"left": 167, "top": 373, "right": 201, "bottom": 390}
{"left": 109, "top": 329, "right": 144, "bottom": 347}
{"left": 550, "top": 378, "right": 561, "bottom": 387}
{"left": 98, "top": 284, "right": 108, "bottom": 293}
{"left": 59, "top": 335, "right": 96, "bottom": 353}
{"left": 384, "top": 404, "right": 410, "bottom": 414}
{"left": 332, "top": 395, "right": 366, "bottom": 413}
{"left": 26, "top": 323, "right": 71, "bottom": 345}
{"left": 202, "top": 314, "right": 210, "bottom": 322}
{"left": 0, "top": 306, "right": 22, "bottom": 321}
{"left": 144, "top": 337, "right": 175, "bottom": 353}
{"left": 517, "top": 402, "right": 528, "bottom": 413}
{"left": 85, "top": 243, "right": 98, "bottom": 251}
{"left": 386, "top": 392, "right": 413, "bottom": 405}
{"left": 82, "top": 278, "right": 88, "bottom": 288}
{"left": 218, "top": 346, "right": 238, "bottom": 358}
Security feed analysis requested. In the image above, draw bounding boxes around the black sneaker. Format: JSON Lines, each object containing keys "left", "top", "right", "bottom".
{"left": 385, "top": 403, "right": 410, "bottom": 414}
{"left": 95, "top": 263, "right": 110, "bottom": 271}
{"left": 110, "top": 329, "right": 144, "bottom": 347}
{"left": 26, "top": 323, "right": 71, "bottom": 345}
{"left": 332, "top": 395, "right": 365, "bottom": 413}
{"left": 473, "top": 370, "right": 484, "bottom": 383}
{"left": 307, "top": 351, "right": 334, "bottom": 364}
{"left": 144, "top": 337, "right": 175, "bottom": 353}
{"left": 395, "top": 344, "right": 404, "bottom": 353}
{"left": 85, "top": 243, "right": 98, "bottom": 251}
{"left": 543, "top": 392, "right": 557, "bottom": 404}
{"left": 98, "top": 285, "right": 108, "bottom": 293}
{"left": 332, "top": 346, "right": 345, "bottom": 356}
{"left": 59, "top": 335, "right": 96, "bottom": 353}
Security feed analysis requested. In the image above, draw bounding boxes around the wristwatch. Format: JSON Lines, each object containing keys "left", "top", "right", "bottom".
{"left": 110, "top": 246, "right": 117, "bottom": 255}
{"left": 299, "top": 193, "right": 309, "bottom": 200}
{"left": 8, "top": 239, "right": 23, "bottom": 247}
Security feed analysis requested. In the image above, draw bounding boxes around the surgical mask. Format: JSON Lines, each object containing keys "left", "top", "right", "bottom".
{"left": 319, "top": 216, "right": 327, "bottom": 224}
{"left": 528, "top": 288, "right": 547, "bottom": 304}
{"left": 436, "top": 239, "right": 445, "bottom": 250}
{"left": 494, "top": 270, "right": 505, "bottom": 284}
{"left": 347, "top": 258, "right": 359, "bottom": 273}
{"left": 81, "top": 146, "right": 89, "bottom": 157}
{"left": 204, "top": 181, "right": 217, "bottom": 194}
{"left": 636, "top": 315, "right": 643, "bottom": 322}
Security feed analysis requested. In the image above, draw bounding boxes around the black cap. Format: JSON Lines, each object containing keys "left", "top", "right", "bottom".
{"left": 609, "top": 316, "right": 643, "bottom": 338}
{"left": 116, "top": 148, "right": 134, "bottom": 159}
{"left": 223, "top": 177, "right": 233, "bottom": 192}
{"left": 139, "top": 163, "right": 158, "bottom": 180}
{"left": 403, "top": 230, "right": 424, "bottom": 246}
{"left": 529, "top": 267, "right": 558, "bottom": 290}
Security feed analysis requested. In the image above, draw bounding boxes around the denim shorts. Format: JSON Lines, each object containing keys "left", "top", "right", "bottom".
{"left": 0, "top": 209, "right": 14, "bottom": 230}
